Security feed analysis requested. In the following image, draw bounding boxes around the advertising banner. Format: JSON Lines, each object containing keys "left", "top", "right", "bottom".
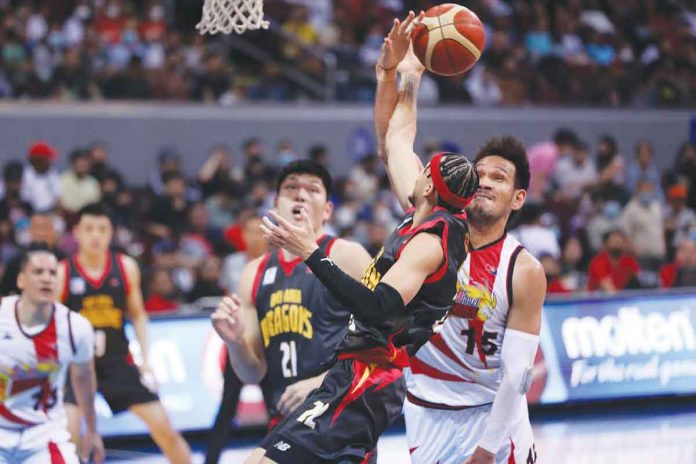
{"left": 532, "top": 291, "right": 696, "bottom": 404}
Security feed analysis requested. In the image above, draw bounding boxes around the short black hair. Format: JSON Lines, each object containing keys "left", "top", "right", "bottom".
{"left": 162, "top": 170, "right": 185, "bottom": 185}
{"left": 76, "top": 203, "right": 113, "bottom": 225}
{"left": 70, "top": 148, "right": 89, "bottom": 164}
{"left": 553, "top": 128, "right": 578, "bottom": 147}
{"left": 603, "top": 228, "right": 625, "bottom": 244}
{"left": 475, "top": 136, "right": 530, "bottom": 190}
{"left": 19, "top": 242, "right": 54, "bottom": 271}
{"left": 3, "top": 161, "right": 23, "bottom": 182}
{"left": 598, "top": 134, "right": 617, "bottom": 156}
{"left": 276, "top": 159, "right": 332, "bottom": 196}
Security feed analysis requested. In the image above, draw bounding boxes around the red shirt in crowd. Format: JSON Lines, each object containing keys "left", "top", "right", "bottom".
{"left": 144, "top": 295, "right": 179, "bottom": 313}
{"left": 587, "top": 251, "right": 640, "bottom": 291}
{"left": 547, "top": 278, "right": 571, "bottom": 294}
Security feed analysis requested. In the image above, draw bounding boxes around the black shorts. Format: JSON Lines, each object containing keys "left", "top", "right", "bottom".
{"left": 262, "top": 358, "right": 404, "bottom": 463}
{"left": 64, "top": 360, "right": 159, "bottom": 414}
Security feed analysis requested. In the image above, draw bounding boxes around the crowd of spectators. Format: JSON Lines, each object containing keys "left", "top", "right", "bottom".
{"left": 0, "top": 0, "right": 693, "bottom": 105}
{"left": 0, "top": 130, "right": 695, "bottom": 313}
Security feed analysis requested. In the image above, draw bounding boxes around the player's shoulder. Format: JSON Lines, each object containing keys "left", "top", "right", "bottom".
{"left": 57, "top": 302, "right": 93, "bottom": 335}
{"left": 0, "top": 294, "right": 18, "bottom": 312}
{"left": 511, "top": 249, "right": 545, "bottom": 289}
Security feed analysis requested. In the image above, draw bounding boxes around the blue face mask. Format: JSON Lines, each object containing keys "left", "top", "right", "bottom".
{"left": 603, "top": 201, "right": 621, "bottom": 219}
{"left": 638, "top": 193, "right": 654, "bottom": 206}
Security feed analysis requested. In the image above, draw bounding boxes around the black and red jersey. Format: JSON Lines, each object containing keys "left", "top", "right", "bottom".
{"left": 253, "top": 235, "right": 350, "bottom": 418}
{"left": 61, "top": 252, "right": 132, "bottom": 366}
{"left": 337, "top": 207, "right": 469, "bottom": 364}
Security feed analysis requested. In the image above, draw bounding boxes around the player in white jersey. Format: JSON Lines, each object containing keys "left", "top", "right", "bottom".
{"left": 374, "top": 15, "right": 546, "bottom": 464}
{"left": 0, "top": 245, "right": 104, "bottom": 464}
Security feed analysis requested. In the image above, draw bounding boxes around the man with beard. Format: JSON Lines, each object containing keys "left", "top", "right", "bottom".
{"left": 373, "top": 16, "right": 545, "bottom": 464}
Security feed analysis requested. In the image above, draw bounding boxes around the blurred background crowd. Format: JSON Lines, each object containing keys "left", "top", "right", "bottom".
{"left": 0, "top": 0, "right": 694, "bottom": 105}
{"left": 0, "top": 130, "right": 695, "bottom": 314}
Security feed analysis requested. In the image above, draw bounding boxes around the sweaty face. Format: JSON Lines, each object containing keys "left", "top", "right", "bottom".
{"left": 75, "top": 215, "right": 113, "bottom": 254}
{"left": 275, "top": 174, "right": 331, "bottom": 232}
{"left": 18, "top": 252, "right": 58, "bottom": 304}
{"left": 467, "top": 156, "right": 521, "bottom": 226}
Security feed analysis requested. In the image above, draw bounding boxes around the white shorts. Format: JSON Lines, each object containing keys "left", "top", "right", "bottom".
{"left": 404, "top": 398, "right": 536, "bottom": 464}
{"left": 0, "top": 419, "right": 78, "bottom": 464}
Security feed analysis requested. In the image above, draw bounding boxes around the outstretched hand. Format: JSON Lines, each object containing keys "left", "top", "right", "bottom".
{"left": 261, "top": 209, "right": 319, "bottom": 260}
{"left": 377, "top": 10, "right": 425, "bottom": 72}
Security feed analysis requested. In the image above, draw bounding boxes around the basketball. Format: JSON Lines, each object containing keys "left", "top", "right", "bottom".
{"left": 412, "top": 3, "right": 485, "bottom": 76}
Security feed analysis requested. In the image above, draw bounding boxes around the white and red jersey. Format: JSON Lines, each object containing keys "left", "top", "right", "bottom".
{"left": 0, "top": 296, "right": 93, "bottom": 430}
{"left": 407, "top": 234, "right": 524, "bottom": 408}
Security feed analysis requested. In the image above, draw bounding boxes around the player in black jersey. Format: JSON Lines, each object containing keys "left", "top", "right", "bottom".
{"left": 211, "top": 160, "right": 372, "bottom": 459}
{"left": 251, "top": 153, "right": 478, "bottom": 461}
{"left": 57, "top": 203, "right": 191, "bottom": 464}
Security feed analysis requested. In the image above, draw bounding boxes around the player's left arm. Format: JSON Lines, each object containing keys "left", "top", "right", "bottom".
{"left": 69, "top": 315, "right": 105, "bottom": 464}
{"left": 467, "top": 251, "right": 546, "bottom": 464}
{"left": 262, "top": 208, "right": 444, "bottom": 324}
{"left": 121, "top": 255, "right": 153, "bottom": 377}
{"left": 275, "top": 238, "right": 372, "bottom": 415}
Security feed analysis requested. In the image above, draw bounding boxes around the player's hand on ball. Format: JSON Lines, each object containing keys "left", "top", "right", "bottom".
{"left": 261, "top": 209, "right": 318, "bottom": 260}
{"left": 277, "top": 373, "right": 325, "bottom": 415}
{"left": 463, "top": 447, "right": 495, "bottom": 464}
{"left": 377, "top": 10, "right": 424, "bottom": 71}
{"left": 211, "top": 294, "right": 245, "bottom": 344}
{"left": 80, "top": 430, "right": 105, "bottom": 464}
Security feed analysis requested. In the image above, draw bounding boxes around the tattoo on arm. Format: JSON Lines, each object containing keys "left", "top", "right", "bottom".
{"left": 398, "top": 75, "right": 417, "bottom": 104}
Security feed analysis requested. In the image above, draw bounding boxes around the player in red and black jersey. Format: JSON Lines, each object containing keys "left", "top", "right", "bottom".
{"left": 57, "top": 203, "right": 191, "bottom": 464}
{"left": 211, "top": 160, "right": 372, "bottom": 457}
{"left": 234, "top": 147, "right": 478, "bottom": 463}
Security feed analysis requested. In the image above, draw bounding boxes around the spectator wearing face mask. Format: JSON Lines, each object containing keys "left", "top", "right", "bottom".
{"left": 586, "top": 194, "right": 624, "bottom": 253}
{"left": 588, "top": 229, "right": 641, "bottom": 293}
{"left": 620, "top": 178, "right": 665, "bottom": 270}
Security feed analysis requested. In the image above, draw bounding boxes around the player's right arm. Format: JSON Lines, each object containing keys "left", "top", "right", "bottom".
{"left": 211, "top": 256, "right": 267, "bottom": 384}
{"left": 69, "top": 314, "right": 105, "bottom": 464}
{"left": 375, "top": 11, "right": 425, "bottom": 211}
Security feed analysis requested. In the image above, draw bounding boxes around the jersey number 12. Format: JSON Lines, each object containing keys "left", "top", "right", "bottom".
{"left": 280, "top": 341, "right": 298, "bottom": 377}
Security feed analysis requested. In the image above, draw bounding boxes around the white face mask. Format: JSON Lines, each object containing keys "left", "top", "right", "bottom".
{"left": 149, "top": 5, "right": 164, "bottom": 21}
{"left": 76, "top": 5, "right": 90, "bottom": 20}
{"left": 106, "top": 4, "right": 121, "bottom": 18}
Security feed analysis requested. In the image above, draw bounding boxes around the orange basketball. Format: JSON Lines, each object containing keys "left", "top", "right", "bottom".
{"left": 412, "top": 3, "right": 485, "bottom": 76}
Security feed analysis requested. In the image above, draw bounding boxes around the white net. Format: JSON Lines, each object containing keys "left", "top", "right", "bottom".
{"left": 196, "top": 0, "right": 270, "bottom": 35}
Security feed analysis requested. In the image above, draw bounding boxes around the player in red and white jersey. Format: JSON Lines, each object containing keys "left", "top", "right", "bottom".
{"left": 0, "top": 245, "right": 103, "bottom": 464}
{"left": 374, "top": 18, "right": 546, "bottom": 464}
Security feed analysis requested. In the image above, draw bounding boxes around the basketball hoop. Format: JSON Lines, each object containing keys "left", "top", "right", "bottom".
{"left": 196, "top": 0, "right": 270, "bottom": 35}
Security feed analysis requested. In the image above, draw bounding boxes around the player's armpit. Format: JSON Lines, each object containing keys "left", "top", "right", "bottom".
{"left": 506, "top": 250, "right": 545, "bottom": 336}
{"left": 328, "top": 239, "right": 372, "bottom": 281}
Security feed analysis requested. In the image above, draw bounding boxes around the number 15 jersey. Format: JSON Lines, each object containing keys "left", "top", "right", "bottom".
{"left": 407, "top": 234, "right": 524, "bottom": 408}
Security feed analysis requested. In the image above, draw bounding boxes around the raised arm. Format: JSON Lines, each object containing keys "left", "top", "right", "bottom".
{"left": 211, "top": 256, "right": 267, "bottom": 384}
{"left": 374, "top": 12, "right": 426, "bottom": 211}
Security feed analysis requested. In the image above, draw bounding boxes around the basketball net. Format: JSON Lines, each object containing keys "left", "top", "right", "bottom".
{"left": 196, "top": 0, "right": 269, "bottom": 35}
